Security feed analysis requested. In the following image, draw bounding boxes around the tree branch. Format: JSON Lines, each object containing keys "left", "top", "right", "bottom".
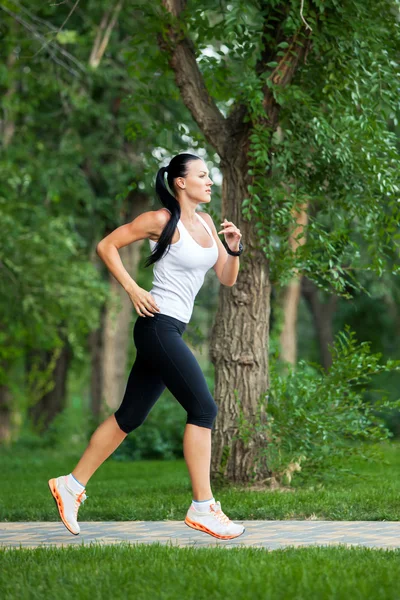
{"left": 2, "top": 51, "right": 17, "bottom": 148}
{"left": 31, "top": 0, "right": 81, "bottom": 58}
{"left": 159, "top": 0, "right": 229, "bottom": 156}
{"left": 0, "top": 4, "right": 86, "bottom": 78}
{"left": 254, "top": 3, "right": 313, "bottom": 128}
{"left": 89, "top": 1, "right": 124, "bottom": 69}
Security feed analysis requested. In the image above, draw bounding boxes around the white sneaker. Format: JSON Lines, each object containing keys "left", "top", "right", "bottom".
{"left": 185, "top": 500, "right": 245, "bottom": 540}
{"left": 48, "top": 476, "right": 88, "bottom": 535}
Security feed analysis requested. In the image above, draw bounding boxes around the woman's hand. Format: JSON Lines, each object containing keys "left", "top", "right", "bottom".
{"left": 128, "top": 285, "right": 160, "bottom": 317}
{"left": 217, "top": 218, "right": 242, "bottom": 252}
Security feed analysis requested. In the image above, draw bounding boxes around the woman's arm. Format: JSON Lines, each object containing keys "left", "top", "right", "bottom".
{"left": 96, "top": 211, "right": 164, "bottom": 316}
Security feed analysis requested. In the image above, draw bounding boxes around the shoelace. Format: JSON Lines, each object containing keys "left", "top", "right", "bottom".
{"left": 210, "top": 501, "right": 231, "bottom": 525}
{"left": 74, "top": 490, "right": 88, "bottom": 519}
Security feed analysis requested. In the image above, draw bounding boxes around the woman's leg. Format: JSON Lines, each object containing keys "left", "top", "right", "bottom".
{"left": 150, "top": 317, "right": 244, "bottom": 537}
{"left": 49, "top": 317, "right": 167, "bottom": 536}
{"left": 147, "top": 317, "right": 218, "bottom": 501}
{"left": 72, "top": 348, "right": 166, "bottom": 486}
{"left": 48, "top": 414, "right": 127, "bottom": 536}
{"left": 71, "top": 414, "right": 127, "bottom": 487}
{"left": 183, "top": 423, "right": 213, "bottom": 501}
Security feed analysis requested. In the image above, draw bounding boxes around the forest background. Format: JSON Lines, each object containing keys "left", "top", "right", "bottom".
{"left": 1, "top": 0, "right": 400, "bottom": 486}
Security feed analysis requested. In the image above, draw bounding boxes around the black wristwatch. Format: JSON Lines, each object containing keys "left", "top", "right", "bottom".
{"left": 225, "top": 241, "right": 243, "bottom": 256}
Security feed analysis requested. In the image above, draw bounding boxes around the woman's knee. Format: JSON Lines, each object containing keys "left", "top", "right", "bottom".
{"left": 186, "top": 399, "right": 218, "bottom": 429}
{"left": 114, "top": 410, "right": 146, "bottom": 435}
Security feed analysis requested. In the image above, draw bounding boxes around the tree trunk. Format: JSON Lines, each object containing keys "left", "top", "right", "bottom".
{"left": 160, "top": 0, "right": 313, "bottom": 485}
{"left": 210, "top": 153, "right": 272, "bottom": 484}
{"left": 27, "top": 342, "right": 73, "bottom": 432}
{"left": 89, "top": 303, "right": 107, "bottom": 422}
{"left": 88, "top": 2, "right": 124, "bottom": 69}
{"left": 2, "top": 49, "right": 17, "bottom": 147}
{"left": 301, "top": 276, "right": 338, "bottom": 370}
{"left": 0, "top": 383, "right": 13, "bottom": 445}
{"left": 0, "top": 52, "right": 17, "bottom": 443}
{"left": 279, "top": 280, "right": 302, "bottom": 365}
{"left": 279, "top": 201, "right": 308, "bottom": 365}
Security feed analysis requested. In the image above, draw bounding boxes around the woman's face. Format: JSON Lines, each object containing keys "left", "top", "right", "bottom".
{"left": 176, "top": 160, "right": 213, "bottom": 204}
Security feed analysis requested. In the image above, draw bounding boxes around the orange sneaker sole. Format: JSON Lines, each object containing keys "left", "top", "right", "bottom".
{"left": 48, "top": 478, "right": 79, "bottom": 536}
{"left": 184, "top": 516, "right": 245, "bottom": 540}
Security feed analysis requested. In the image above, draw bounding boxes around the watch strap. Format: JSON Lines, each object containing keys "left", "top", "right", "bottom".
{"left": 224, "top": 241, "right": 243, "bottom": 256}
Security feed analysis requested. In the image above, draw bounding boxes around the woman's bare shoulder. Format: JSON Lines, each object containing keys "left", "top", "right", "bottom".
{"left": 148, "top": 208, "right": 173, "bottom": 241}
{"left": 155, "top": 207, "right": 172, "bottom": 223}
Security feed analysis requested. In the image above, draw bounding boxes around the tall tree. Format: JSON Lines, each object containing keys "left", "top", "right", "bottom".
{"left": 130, "top": 0, "right": 400, "bottom": 484}
{"left": 156, "top": 0, "right": 312, "bottom": 482}
{"left": 0, "top": 0, "right": 217, "bottom": 439}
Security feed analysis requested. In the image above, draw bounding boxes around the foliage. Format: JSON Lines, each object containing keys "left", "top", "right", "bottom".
{"left": 131, "top": 0, "right": 400, "bottom": 294}
{"left": 235, "top": 327, "right": 400, "bottom": 484}
{"left": 240, "top": 1, "right": 400, "bottom": 294}
{"left": 14, "top": 401, "right": 90, "bottom": 453}
{"left": 2, "top": 0, "right": 400, "bottom": 460}
{"left": 0, "top": 1, "right": 195, "bottom": 396}
{"left": 112, "top": 392, "right": 186, "bottom": 462}
{"left": 0, "top": 196, "right": 108, "bottom": 378}
{"left": 13, "top": 387, "right": 186, "bottom": 460}
{"left": 0, "top": 2, "right": 131, "bottom": 389}
{"left": 130, "top": 0, "right": 400, "bottom": 294}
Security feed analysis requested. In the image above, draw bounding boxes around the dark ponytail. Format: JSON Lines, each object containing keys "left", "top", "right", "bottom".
{"left": 144, "top": 153, "right": 201, "bottom": 267}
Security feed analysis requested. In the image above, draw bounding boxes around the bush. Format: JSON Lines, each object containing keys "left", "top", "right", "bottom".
{"left": 13, "top": 402, "right": 90, "bottom": 454}
{"left": 236, "top": 326, "right": 400, "bottom": 484}
{"left": 112, "top": 396, "right": 186, "bottom": 461}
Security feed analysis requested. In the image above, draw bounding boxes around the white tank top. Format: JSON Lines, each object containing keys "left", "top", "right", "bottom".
{"left": 148, "top": 209, "right": 219, "bottom": 323}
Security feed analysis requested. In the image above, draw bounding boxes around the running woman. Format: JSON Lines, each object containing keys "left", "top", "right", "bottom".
{"left": 48, "top": 152, "right": 244, "bottom": 540}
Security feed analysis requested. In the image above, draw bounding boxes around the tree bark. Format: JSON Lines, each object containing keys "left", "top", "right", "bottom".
{"left": 2, "top": 52, "right": 17, "bottom": 147}
{"left": 27, "top": 341, "right": 73, "bottom": 432}
{"left": 160, "top": 0, "right": 313, "bottom": 484}
{"left": 301, "top": 277, "right": 338, "bottom": 370}
{"left": 279, "top": 201, "right": 309, "bottom": 365}
{"left": 0, "top": 383, "right": 13, "bottom": 445}
{"left": 0, "top": 51, "right": 17, "bottom": 443}
{"left": 89, "top": 2, "right": 124, "bottom": 69}
{"left": 209, "top": 155, "right": 272, "bottom": 483}
{"left": 279, "top": 280, "right": 302, "bottom": 365}
{"left": 89, "top": 303, "right": 106, "bottom": 422}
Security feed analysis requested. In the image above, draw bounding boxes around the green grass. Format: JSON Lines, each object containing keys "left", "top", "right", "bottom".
{"left": 1, "top": 440, "right": 400, "bottom": 599}
{"left": 1, "top": 440, "right": 400, "bottom": 522}
{"left": 1, "top": 544, "right": 400, "bottom": 600}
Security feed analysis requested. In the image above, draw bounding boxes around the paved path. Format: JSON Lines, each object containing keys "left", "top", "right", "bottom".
{"left": 1, "top": 521, "right": 399, "bottom": 550}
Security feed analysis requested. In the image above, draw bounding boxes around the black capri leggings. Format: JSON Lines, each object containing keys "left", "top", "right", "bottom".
{"left": 114, "top": 312, "right": 218, "bottom": 434}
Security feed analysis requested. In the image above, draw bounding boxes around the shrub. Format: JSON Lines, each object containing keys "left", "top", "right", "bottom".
{"left": 236, "top": 326, "right": 400, "bottom": 485}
